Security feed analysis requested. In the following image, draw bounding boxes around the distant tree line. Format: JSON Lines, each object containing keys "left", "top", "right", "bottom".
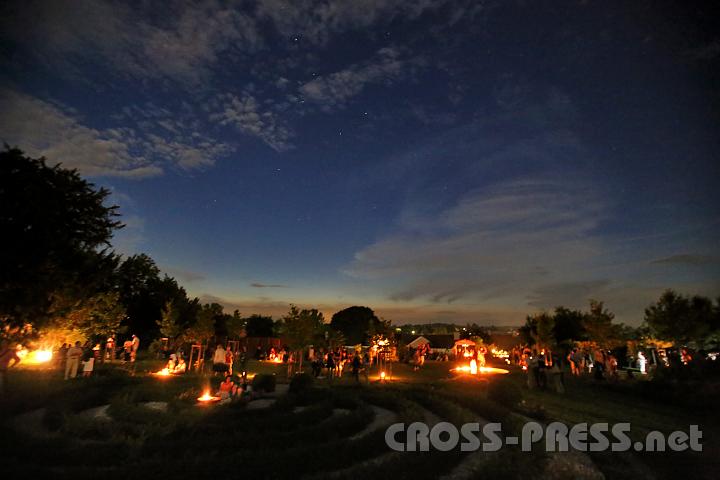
{"left": 519, "top": 292, "right": 720, "bottom": 353}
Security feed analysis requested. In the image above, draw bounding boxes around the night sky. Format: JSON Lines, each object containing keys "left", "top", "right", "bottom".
{"left": 1, "top": 1, "right": 719, "bottom": 325}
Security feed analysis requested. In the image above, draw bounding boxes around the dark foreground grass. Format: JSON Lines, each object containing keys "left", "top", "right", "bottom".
{"left": 0, "top": 361, "right": 716, "bottom": 479}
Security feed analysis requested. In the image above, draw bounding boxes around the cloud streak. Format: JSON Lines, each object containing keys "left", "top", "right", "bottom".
{"left": 0, "top": 88, "right": 230, "bottom": 177}
{"left": 299, "top": 47, "right": 416, "bottom": 108}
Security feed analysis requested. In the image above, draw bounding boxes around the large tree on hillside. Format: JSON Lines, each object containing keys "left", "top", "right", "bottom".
{"left": 245, "top": 314, "right": 275, "bottom": 337}
{"left": 644, "top": 290, "right": 720, "bottom": 346}
{"left": 552, "top": 307, "right": 585, "bottom": 344}
{"left": 0, "top": 147, "right": 122, "bottom": 334}
{"left": 330, "top": 306, "right": 383, "bottom": 345}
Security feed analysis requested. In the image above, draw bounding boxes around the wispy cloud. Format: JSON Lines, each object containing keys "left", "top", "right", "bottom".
{"left": 162, "top": 266, "right": 207, "bottom": 283}
{"left": 1, "top": 0, "right": 261, "bottom": 86}
{"left": 299, "top": 47, "right": 419, "bottom": 109}
{"left": 0, "top": 88, "right": 230, "bottom": 177}
{"left": 0, "top": 88, "right": 162, "bottom": 178}
{"left": 209, "top": 92, "right": 293, "bottom": 151}
{"left": 346, "top": 179, "right": 609, "bottom": 305}
{"left": 251, "top": 283, "right": 290, "bottom": 288}
{"left": 651, "top": 254, "right": 720, "bottom": 266}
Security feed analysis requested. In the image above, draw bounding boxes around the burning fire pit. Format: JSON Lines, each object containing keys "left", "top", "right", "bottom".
{"left": 452, "top": 359, "right": 509, "bottom": 375}
{"left": 197, "top": 390, "right": 221, "bottom": 404}
{"left": 17, "top": 348, "right": 53, "bottom": 365}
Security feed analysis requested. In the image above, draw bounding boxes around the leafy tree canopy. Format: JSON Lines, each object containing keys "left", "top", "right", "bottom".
{"left": 0, "top": 147, "right": 122, "bottom": 334}
{"left": 330, "top": 306, "right": 384, "bottom": 345}
{"left": 644, "top": 290, "right": 720, "bottom": 347}
{"left": 245, "top": 314, "right": 275, "bottom": 337}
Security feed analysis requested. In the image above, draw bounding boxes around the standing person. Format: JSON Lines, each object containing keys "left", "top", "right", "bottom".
{"left": 82, "top": 355, "right": 94, "bottom": 377}
{"left": 225, "top": 348, "right": 234, "bottom": 376}
{"left": 549, "top": 354, "right": 565, "bottom": 394}
{"left": 122, "top": 339, "right": 132, "bottom": 362}
{"left": 326, "top": 352, "right": 335, "bottom": 380}
{"left": 212, "top": 344, "right": 227, "bottom": 375}
{"left": 130, "top": 334, "right": 140, "bottom": 362}
{"left": 65, "top": 341, "right": 83, "bottom": 380}
{"left": 351, "top": 353, "right": 361, "bottom": 383}
{"left": 477, "top": 346, "right": 486, "bottom": 368}
{"left": 238, "top": 347, "right": 247, "bottom": 375}
{"left": 105, "top": 337, "right": 115, "bottom": 362}
{"left": 0, "top": 341, "right": 21, "bottom": 395}
{"left": 363, "top": 352, "right": 371, "bottom": 382}
{"left": 637, "top": 351, "right": 647, "bottom": 374}
{"left": 567, "top": 349, "right": 577, "bottom": 376}
{"left": 57, "top": 343, "right": 68, "bottom": 370}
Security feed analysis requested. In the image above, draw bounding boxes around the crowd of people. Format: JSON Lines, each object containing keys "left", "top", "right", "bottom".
{"left": 52, "top": 334, "right": 141, "bottom": 380}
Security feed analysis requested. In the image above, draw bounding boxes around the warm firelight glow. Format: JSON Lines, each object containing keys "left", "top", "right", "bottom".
{"left": 452, "top": 364, "right": 510, "bottom": 375}
{"left": 154, "top": 368, "right": 171, "bottom": 376}
{"left": 380, "top": 371, "right": 386, "bottom": 380}
{"left": 18, "top": 348, "right": 53, "bottom": 365}
{"left": 197, "top": 390, "right": 220, "bottom": 403}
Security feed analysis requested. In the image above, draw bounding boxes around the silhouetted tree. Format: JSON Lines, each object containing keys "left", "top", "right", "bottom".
{"left": 0, "top": 147, "right": 122, "bottom": 335}
{"left": 330, "top": 306, "right": 382, "bottom": 345}
{"left": 245, "top": 314, "right": 275, "bottom": 337}
{"left": 644, "top": 290, "right": 720, "bottom": 346}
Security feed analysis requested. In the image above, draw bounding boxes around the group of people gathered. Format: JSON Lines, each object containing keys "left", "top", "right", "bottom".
{"left": 308, "top": 348, "right": 371, "bottom": 382}
{"left": 58, "top": 334, "right": 140, "bottom": 380}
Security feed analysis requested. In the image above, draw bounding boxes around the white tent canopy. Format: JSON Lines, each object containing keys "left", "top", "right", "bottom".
{"left": 408, "top": 336, "right": 431, "bottom": 348}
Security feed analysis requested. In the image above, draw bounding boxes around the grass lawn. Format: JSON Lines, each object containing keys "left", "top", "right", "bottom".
{"left": 0, "top": 358, "right": 714, "bottom": 479}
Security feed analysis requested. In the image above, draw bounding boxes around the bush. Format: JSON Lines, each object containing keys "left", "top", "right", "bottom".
{"left": 487, "top": 377, "right": 522, "bottom": 407}
{"left": 289, "top": 372, "right": 313, "bottom": 394}
{"left": 251, "top": 373, "right": 276, "bottom": 393}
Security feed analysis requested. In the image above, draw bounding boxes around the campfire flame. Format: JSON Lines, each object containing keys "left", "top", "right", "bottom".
{"left": 17, "top": 348, "right": 53, "bottom": 365}
{"left": 197, "top": 390, "right": 219, "bottom": 402}
{"left": 452, "top": 364, "right": 509, "bottom": 375}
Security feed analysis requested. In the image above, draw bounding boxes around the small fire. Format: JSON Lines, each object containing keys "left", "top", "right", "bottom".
{"left": 380, "top": 371, "right": 386, "bottom": 380}
{"left": 197, "top": 390, "right": 219, "bottom": 402}
{"left": 452, "top": 364, "right": 510, "bottom": 375}
{"left": 18, "top": 348, "right": 53, "bottom": 365}
{"left": 155, "top": 368, "right": 171, "bottom": 376}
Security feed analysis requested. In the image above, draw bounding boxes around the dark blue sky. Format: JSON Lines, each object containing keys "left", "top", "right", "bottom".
{"left": 1, "top": 0, "right": 718, "bottom": 325}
